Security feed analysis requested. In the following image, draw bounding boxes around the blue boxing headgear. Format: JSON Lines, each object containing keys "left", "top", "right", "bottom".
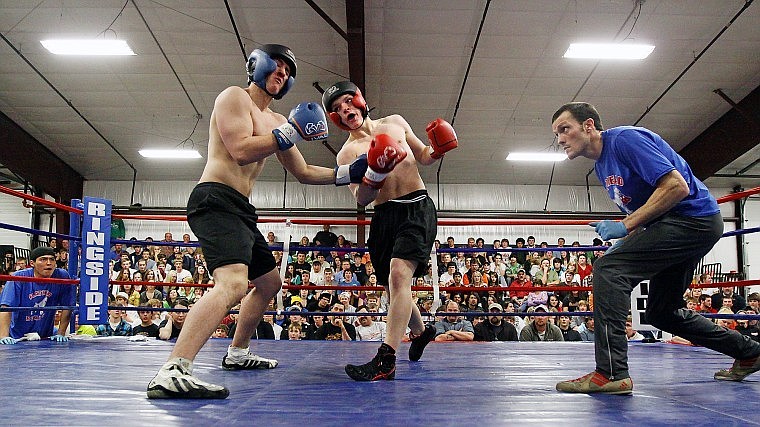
{"left": 246, "top": 44, "right": 297, "bottom": 100}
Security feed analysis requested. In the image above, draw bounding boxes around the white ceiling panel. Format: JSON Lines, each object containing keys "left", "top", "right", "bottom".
{"left": 0, "top": 0, "right": 758, "bottom": 190}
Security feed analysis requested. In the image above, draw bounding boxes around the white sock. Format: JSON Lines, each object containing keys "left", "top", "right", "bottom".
{"left": 228, "top": 345, "right": 250, "bottom": 358}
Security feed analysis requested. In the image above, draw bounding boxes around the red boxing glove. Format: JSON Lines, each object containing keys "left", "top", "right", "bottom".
{"left": 362, "top": 134, "right": 408, "bottom": 189}
{"left": 426, "top": 118, "right": 458, "bottom": 159}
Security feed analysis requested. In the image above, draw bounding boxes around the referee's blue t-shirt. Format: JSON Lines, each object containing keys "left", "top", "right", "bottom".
{"left": 595, "top": 126, "right": 719, "bottom": 221}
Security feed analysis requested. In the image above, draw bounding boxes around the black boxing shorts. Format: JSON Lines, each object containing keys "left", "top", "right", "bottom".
{"left": 368, "top": 190, "right": 437, "bottom": 287}
{"left": 186, "top": 182, "right": 276, "bottom": 280}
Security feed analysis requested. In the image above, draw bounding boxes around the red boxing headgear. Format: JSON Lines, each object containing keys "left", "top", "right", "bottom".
{"left": 321, "top": 81, "right": 368, "bottom": 131}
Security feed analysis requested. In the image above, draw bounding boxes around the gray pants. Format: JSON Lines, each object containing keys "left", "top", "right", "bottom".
{"left": 593, "top": 212, "right": 760, "bottom": 380}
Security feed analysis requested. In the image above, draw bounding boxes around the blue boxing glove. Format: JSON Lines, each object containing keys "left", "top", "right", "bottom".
{"left": 0, "top": 336, "right": 18, "bottom": 345}
{"left": 272, "top": 102, "right": 329, "bottom": 151}
{"left": 334, "top": 154, "right": 368, "bottom": 186}
{"left": 50, "top": 335, "right": 69, "bottom": 342}
{"left": 589, "top": 220, "right": 628, "bottom": 241}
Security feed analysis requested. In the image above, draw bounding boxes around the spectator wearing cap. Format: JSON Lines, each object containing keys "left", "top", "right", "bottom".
{"left": 747, "top": 292, "right": 759, "bottom": 314}
{"left": 280, "top": 306, "right": 315, "bottom": 340}
{"left": 0, "top": 247, "right": 75, "bottom": 344}
{"left": 287, "top": 295, "right": 305, "bottom": 311}
{"left": 434, "top": 300, "right": 475, "bottom": 342}
{"left": 519, "top": 305, "right": 564, "bottom": 342}
{"left": 474, "top": 303, "right": 518, "bottom": 342}
{"left": 355, "top": 305, "right": 387, "bottom": 341}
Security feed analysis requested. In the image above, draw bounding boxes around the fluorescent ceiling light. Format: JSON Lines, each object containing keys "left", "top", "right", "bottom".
{"left": 507, "top": 152, "right": 567, "bottom": 162}
{"left": 41, "top": 39, "right": 136, "bottom": 55}
{"left": 139, "top": 149, "right": 201, "bottom": 159}
{"left": 563, "top": 43, "right": 654, "bottom": 60}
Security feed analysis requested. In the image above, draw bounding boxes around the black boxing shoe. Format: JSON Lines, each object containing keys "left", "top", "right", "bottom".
{"left": 345, "top": 343, "right": 396, "bottom": 381}
{"left": 408, "top": 324, "right": 436, "bottom": 362}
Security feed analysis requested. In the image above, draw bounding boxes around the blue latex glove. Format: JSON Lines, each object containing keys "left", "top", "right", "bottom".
{"left": 50, "top": 335, "right": 69, "bottom": 342}
{"left": 0, "top": 336, "right": 19, "bottom": 345}
{"left": 334, "top": 154, "right": 368, "bottom": 186}
{"left": 589, "top": 220, "right": 628, "bottom": 241}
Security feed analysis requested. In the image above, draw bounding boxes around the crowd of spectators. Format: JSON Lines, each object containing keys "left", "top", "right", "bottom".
{"left": 1, "top": 229, "right": 758, "bottom": 345}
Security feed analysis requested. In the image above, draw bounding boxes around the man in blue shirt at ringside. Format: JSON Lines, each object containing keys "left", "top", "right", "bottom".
{"left": 551, "top": 102, "right": 760, "bottom": 394}
{"left": 1, "top": 247, "right": 75, "bottom": 343}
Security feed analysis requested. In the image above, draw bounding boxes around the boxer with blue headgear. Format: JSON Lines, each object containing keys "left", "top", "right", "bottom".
{"left": 246, "top": 44, "right": 297, "bottom": 100}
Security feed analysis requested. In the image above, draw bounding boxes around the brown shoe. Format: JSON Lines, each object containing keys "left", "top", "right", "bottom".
{"left": 556, "top": 371, "right": 633, "bottom": 395}
{"left": 714, "top": 355, "right": 760, "bottom": 381}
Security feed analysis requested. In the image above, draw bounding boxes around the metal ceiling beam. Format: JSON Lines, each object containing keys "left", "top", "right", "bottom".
{"left": 680, "top": 84, "right": 760, "bottom": 180}
{"left": 0, "top": 111, "right": 83, "bottom": 202}
{"left": 345, "top": 0, "right": 365, "bottom": 94}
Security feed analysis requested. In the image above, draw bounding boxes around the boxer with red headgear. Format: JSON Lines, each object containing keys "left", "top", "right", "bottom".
{"left": 147, "top": 47, "right": 368, "bottom": 399}
{"left": 327, "top": 80, "right": 459, "bottom": 381}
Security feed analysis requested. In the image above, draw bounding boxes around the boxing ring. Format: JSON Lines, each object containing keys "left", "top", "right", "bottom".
{"left": 1, "top": 185, "right": 759, "bottom": 426}
{"left": 2, "top": 340, "right": 758, "bottom": 425}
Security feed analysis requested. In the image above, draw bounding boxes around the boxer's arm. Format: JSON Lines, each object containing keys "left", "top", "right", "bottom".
{"left": 337, "top": 148, "right": 378, "bottom": 207}
{"left": 276, "top": 148, "right": 337, "bottom": 185}
{"left": 390, "top": 115, "right": 438, "bottom": 166}
{"left": 214, "top": 87, "right": 279, "bottom": 165}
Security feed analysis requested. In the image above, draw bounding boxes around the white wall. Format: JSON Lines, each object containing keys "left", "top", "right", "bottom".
{"left": 83, "top": 180, "right": 622, "bottom": 244}
{"left": 3, "top": 181, "right": 747, "bottom": 287}
{"left": 0, "top": 190, "right": 32, "bottom": 251}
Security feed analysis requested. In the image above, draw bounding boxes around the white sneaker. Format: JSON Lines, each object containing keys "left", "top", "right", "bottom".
{"left": 222, "top": 348, "right": 278, "bottom": 370}
{"left": 147, "top": 358, "right": 229, "bottom": 399}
